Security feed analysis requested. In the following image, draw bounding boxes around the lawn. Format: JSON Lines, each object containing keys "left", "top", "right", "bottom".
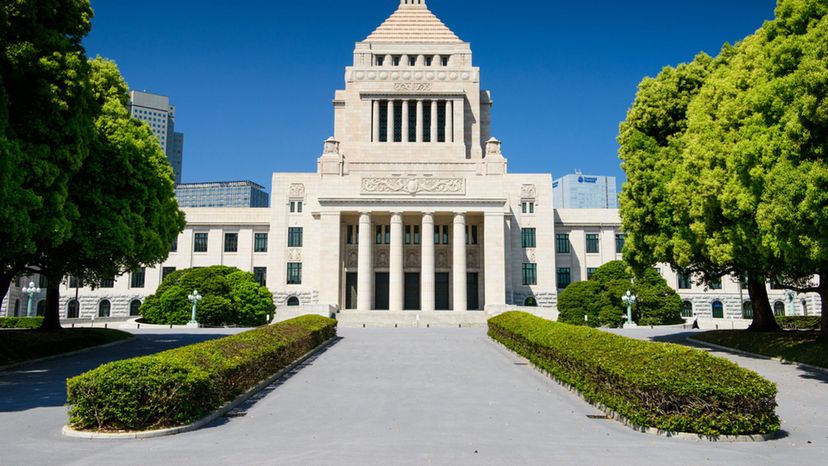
{"left": 694, "top": 330, "right": 828, "bottom": 369}
{"left": 0, "top": 328, "right": 133, "bottom": 367}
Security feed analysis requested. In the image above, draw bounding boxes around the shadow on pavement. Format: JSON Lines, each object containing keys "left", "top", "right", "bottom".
{"left": 0, "top": 332, "right": 232, "bottom": 413}
{"left": 204, "top": 337, "right": 344, "bottom": 430}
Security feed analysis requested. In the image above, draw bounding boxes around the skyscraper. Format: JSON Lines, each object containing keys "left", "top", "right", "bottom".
{"left": 553, "top": 172, "right": 618, "bottom": 209}
{"left": 128, "top": 90, "right": 184, "bottom": 184}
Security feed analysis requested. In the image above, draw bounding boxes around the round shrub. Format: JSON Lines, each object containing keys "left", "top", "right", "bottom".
{"left": 140, "top": 266, "right": 275, "bottom": 327}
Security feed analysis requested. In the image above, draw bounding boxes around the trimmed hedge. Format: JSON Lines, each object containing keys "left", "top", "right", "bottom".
{"left": 66, "top": 315, "right": 336, "bottom": 432}
{"left": 489, "top": 312, "right": 779, "bottom": 436}
{"left": 0, "top": 317, "right": 44, "bottom": 329}
{"left": 776, "top": 316, "right": 821, "bottom": 330}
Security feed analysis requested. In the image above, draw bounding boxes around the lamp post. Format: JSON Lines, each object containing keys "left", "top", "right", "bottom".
{"left": 23, "top": 282, "right": 41, "bottom": 318}
{"left": 188, "top": 290, "right": 202, "bottom": 328}
{"left": 622, "top": 290, "right": 637, "bottom": 328}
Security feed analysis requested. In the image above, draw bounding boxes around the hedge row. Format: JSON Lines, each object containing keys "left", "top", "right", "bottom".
{"left": 67, "top": 315, "right": 336, "bottom": 432}
{"left": 0, "top": 317, "right": 43, "bottom": 329}
{"left": 489, "top": 312, "right": 779, "bottom": 436}
{"left": 776, "top": 316, "right": 821, "bottom": 330}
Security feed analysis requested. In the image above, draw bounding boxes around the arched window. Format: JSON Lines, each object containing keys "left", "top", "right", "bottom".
{"left": 524, "top": 297, "right": 538, "bottom": 307}
{"left": 773, "top": 301, "right": 785, "bottom": 317}
{"left": 98, "top": 300, "right": 111, "bottom": 318}
{"left": 681, "top": 301, "right": 693, "bottom": 318}
{"left": 129, "top": 299, "right": 142, "bottom": 317}
{"left": 67, "top": 299, "right": 80, "bottom": 319}
{"left": 742, "top": 301, "right": 753, "bottom": 319}
{"left": 712, "top": 301, "right": 724, "bottom": 319}
{"left": 36, "top": 300, "right": 46, "bottom": 317}
{"left": 14, "top": 299, "right": 20, "bottom": 317}
{"left": 287, "top": 297, "right": 300, "bottom": 307}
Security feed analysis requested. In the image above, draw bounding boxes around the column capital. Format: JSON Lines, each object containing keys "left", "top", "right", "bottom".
{"left": 359, "top": 212, "right": 372, "bottom": 223}
{"left": 421, "top": 212, "right": 435, "bottom": 222}
{"left": 390, "top": 212, "right": 404, "bottom": 223}
{"left": 453, "top": 212, "right": 467, "bottom": 224}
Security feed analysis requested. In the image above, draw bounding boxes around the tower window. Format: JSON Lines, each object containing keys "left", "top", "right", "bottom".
{"left": 375, "top": 56, "right": 384, "bottom": 66}
{"left": 392, "top": 55, "right": 401, "bottom": 66}
{"left": 441, "top": 56, "right": 450, "bottom": 66}
{"left": 409, "top": 56, "right": 417, "bottom": 66}
{"left": 425, "top": 56, "right": 433, "bottom": 66}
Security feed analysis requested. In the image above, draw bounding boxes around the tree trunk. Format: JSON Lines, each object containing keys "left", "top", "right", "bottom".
{"left": 40, "top": 273, "right": 63, "bottom": 331}
{"left": 747, "top": 272, "right": 781, "bottom": 332}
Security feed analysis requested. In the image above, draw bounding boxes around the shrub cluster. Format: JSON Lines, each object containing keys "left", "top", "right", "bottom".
{"left": 0, "top": 317, "right": 44, "bottom": 329}
{"left": 66, "top": 315, "right": 336, "bottom": 432}
{"left": 776, "top": 316, "right": 821, "bottom": 330}
{"left": 557, "top": 261, "right": 683, "bottom": 328}
{"left": 489, "top": 312, "right": 779, "bottom": 436}
{"left": 140, "top": 266, "right": 275, "bottom": 327}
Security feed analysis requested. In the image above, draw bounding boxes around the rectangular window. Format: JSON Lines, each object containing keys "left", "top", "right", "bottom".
{"left": 522, "top": 263, "right": 538, "bottom": 286}
{"left": 39, "top": 275, "right": 48, "bottom": 289}
{"left": 162, "top": 267, "right": 177, "bottom": 280}
{"left": 287, "top": 263, "right": 302, "bottom": 285}
{"left": 224, "top": 233, "right": 239, "bottom": 253}
{"left": 521, "top": 228, "right": 537, "bottom": 248}
{"left": 254, "top": 267, "right": 267, "bottom": 287}
{"left": 470, "top": 225, "right": 478, "bottom": 245}
{"left": 69, "top": 276, "right": 80, "bottom": 289}
{"left": 254, "top": 233, "right": 269, "bottom": 253}
{"left": 376, "top": 225, "right": 383, "bottom": 245}
{"left": 392, "top": 55, "right": 401, "bottom": 66}
{"left": 297, "top": 201, "right": 303, "bottom": 213}
{"left": 530, "top": 203, "right": 535, "bottom": 214}
{"left": 170, "top": 237, "right": 178, "bottom": 253}
{"left": 556, "top": 234, "right": 571, "bottom": 254}
{"left": 710, "top": 277, "right": 723, "bottom": 290}
{"left": 413, "top": 225, "right": 420, "bottom": 245}
{"left": 394, "top": 100, "right": 403, "bottom": 142}
{"left": 425, "top": 56, "right": 433, "bottom": 66}
{"left": 587, "top": 268, "right": 598, "bottom": 280}
{"left": 375, "top": 56, "right": 384, "bottom": 66}
{"left": 557, "top": 268, "right": 572, "bottom": 289}
{"left": 347, "top": 225, "right": 354, "bottom": 245}
{"left": 288, "top": 227, "right": 303, "bottom": 248}
{"left": 615, "top": 234, "right": 625, "bottom": 254}
{"left": 443, "top": 225, "right": 449, "bottom": 245}
{"left": 194, "top": 232, "right": 208, "bottom": 252}
{"left": 586, "top": 234, "right": 600, "bottom": 254}
{"left": 739, "top": 272, "right": 748, "bottom": 290}
{"left": 678, "top": 271, "right": 692, "bottom": 290}
{"left": 408, "top": 56, "right": 416, "bottom": 66}
{"left": 379, "top": 101, "right": 388, "bottom": 142}
{"left": 131, "top": 268, "right": 146, "bottom": 288}
{"left": 423, "top": 102, "right": 432, "bottom": 142}
{"left": 405, "top": 225, "right": 412, "bottom": 245}
{"left": 384, "top": 226, "right": 390, "bottom": 244}
{"left": 100, "top": 277, "right": 115, "bottom": 288}
{"left": 441, "top": 56, "right": 450, "bottom": 66}
{"left": 290, "top": 201, "right": 296, "bottom": 213}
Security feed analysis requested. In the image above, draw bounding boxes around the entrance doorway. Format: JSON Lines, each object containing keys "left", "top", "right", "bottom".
{"left": 375, "top": 272, "right": 389, "bottom": 310}
{"left": 404, "top": 273, "right": 421, "bottom": 310}
{"left": 345, "top": 272, "right": 358, "bottom": 310}
{"left": 435, "top": 272, "right": 450, "bottom": 310}
{"left": 467, "top": 272, "right": 479, "bottom": 310}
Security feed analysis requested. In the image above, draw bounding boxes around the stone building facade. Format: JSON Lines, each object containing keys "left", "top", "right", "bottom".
{"left": 0, "top": 1, "right": 821, "bottom": 324}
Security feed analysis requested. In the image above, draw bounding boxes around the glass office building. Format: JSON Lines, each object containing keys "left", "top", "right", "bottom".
{"left": 175, "top": 181, "right": 269, "bottom": 208}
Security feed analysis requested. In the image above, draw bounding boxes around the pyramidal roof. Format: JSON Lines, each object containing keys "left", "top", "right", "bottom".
{"left": 365, "top": 1, "right": 463, "bottom": 44}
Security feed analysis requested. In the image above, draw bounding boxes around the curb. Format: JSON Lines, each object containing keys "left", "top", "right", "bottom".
{"left": 488, "top": 337, "right": 782, "bottom": 443}
{"left": 62, "top": 336, "right": 337, "bottom": 440}
{"left": 686, "top": 337, "right": 828, "bottom": 376}
{"left": 0, "top": 337, "right": 136, "bottom": 373}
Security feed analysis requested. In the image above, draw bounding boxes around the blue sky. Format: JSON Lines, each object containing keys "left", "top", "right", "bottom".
{"left": 84, "top": 0, "right": 777, "bottom": 191}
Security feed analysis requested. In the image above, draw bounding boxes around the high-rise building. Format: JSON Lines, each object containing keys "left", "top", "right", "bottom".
{"left": 175, "top": 181, "right": 269, "bottom": 208}
{"left": 128, "top": 90, "right": 184, "bottom": 184}
{"left": 553, "top": 172, "right": 618, "bottom": 209}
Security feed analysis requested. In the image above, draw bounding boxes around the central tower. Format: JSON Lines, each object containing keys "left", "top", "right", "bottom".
{"left": 320, "top": 0, "right": 502, "bottom": 176}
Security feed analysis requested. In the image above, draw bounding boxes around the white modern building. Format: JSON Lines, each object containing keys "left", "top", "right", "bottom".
{"left": 0, "top": 0, "right": 821, "bottom": 325}
{"left": 553, "top": 172, "right": 618, "bottom": 209}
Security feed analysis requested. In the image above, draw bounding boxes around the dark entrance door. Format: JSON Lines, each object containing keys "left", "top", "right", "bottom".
{"left": 404, "top": 272, "right": 421, "bottom": 310}
{"left": 467, "top": 272, "right": 479, "bottom": 310}
{"left": 375, "top": 272, "right": 389, "bottom": 310}
{"left": 435, "top": 272, "right": 450, "bottom": 310}
{"left": 345, "top": 272, "right": 358, "bottom": 310}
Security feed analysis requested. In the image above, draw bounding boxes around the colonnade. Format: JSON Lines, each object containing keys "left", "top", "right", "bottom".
{"left": 371, "top": 99, "right": 460, "bottom": 143}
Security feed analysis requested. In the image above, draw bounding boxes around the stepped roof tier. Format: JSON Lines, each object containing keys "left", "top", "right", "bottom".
{"left": 365, "top": 0, "right": 463, "bottom": 44}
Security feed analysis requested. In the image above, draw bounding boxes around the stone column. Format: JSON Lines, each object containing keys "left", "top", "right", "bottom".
{"left": 357, "top": 212, "right": 374, "bottom": 311}
{"left": 453, "top": 98, "right": 464, "bottom": 147}
{"left": 372, "top": 100, "right": 380, "bottom": 143}
{"left": 421, "top": 213, "right": 435, "bottom": 312}
{"left": 430, "top": 100, "right": 439, "bottom": 144}
{"left": 387, "top": 100, "right": 395, "bottom": 143}
{"left": 401, "top": 100, "right": 409, "bottom": 143}
{"left": 389, "top": 212, "right": 404, "bottom": 312}
{"left": 416, "top": 100, "right": 424, "bottom": 143}
{"left": 444, "top": 100, "right": 453, "bottom": 143}
{"left": 319, "top": 212, "right": 342, "bottom": 308}
{"left": 484, "top": 212, "right": 506, "bottom": 311}
{"left": 453, "top": 213, "right": 467, "bottom": 312}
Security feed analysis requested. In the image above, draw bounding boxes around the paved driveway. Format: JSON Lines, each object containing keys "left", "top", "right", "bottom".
{"left": 0, "top": 327, "right": 826, "bottom": 465}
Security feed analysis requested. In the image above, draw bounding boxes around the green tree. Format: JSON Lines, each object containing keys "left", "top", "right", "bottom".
{"left": 0, "top": 0, "right": 96, "bottom": 305}
{"left": 557, "top": 261, "right": 682, "bottom": 328}
{"left": 141, "top": 267, "right": 275, "bottom": 327}
{"left": 33, "top": 57, "right": 185, "bottom": 330}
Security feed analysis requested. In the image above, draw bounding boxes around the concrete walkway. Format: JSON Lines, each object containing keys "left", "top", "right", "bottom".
{"left": 0, "top": 327, "right": 826, "bottom": 465}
